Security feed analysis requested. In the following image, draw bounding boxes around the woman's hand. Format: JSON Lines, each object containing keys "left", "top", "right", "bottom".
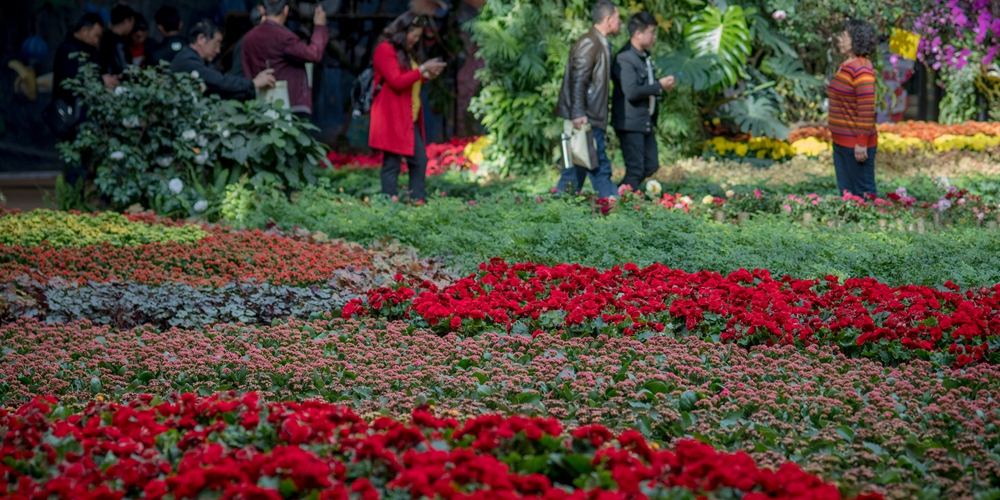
{"left": 422, "top": 59, "right": 447, "bottom": 79}
{"left": 854, "top": 144, "right": 868, "bottom": 162}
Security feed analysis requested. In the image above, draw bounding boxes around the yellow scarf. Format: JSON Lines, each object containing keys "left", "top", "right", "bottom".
{"left": 411, "top": 60, "right": 421, "bottom": 122}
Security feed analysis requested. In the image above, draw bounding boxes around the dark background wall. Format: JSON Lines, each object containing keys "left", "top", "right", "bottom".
{"left": 1, "top": 0, "right": 483, "bottom": 173}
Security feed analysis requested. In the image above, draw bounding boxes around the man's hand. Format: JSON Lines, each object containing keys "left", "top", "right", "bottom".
{"left": 313, "top": 5, "right": 327, "bottom": 26}
{"left": 102, "top": 74, "right": 120, "bottom": 89}
{"left": 659, "top": 75, "right": 676, "bottom": 91}
{"left": 253, "top": 68, "right": 276, "bottom": 89}
{"left": 854, "top": 144, "right": 868, "bottom": 162}
{"left": 572, "top": 116, "right": 588, "bottom": 129}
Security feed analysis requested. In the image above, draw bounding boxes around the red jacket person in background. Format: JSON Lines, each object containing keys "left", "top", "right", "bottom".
{"left": 368, "top": 12, "right": 446, "bottom": 203}
{"left": 241, "top": 0, "right": 329, "bottom": 116}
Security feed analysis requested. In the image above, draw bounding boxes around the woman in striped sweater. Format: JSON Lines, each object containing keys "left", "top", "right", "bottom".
{"left": 828, "top": 20, "right": 879, "bottom": 197}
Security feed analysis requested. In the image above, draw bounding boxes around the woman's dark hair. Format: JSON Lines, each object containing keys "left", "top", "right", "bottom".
{"left": 843, "top": 19, "right": 877, "bottom": 57}
{"left": 380, "top": 11, "right": 427, "bottom": 68}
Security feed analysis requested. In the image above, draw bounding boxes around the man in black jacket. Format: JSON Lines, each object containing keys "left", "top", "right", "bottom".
{"left": 612, "top": 12, "right": 676, "bottom": 191}
{"left": 53, "top": 14, "right": 119, "bottom": 105}
{"left": 98, "top": 4, "right": 135, "bottom": 77}
{"left": 148, "top": 6, "right": 186, "bottom": 66}
{"left": 553, "top": 0, "right": 621, "bottom": 199}
{"left": 171, "top": 19, "right": 275, "bottom": 101}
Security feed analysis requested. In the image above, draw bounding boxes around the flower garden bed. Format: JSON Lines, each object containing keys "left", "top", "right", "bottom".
{"left": 3, "top": 207, "right": 1000, "bottom": 499}
{"left": 1, "top": 392, "right": 882, "bottom": 500}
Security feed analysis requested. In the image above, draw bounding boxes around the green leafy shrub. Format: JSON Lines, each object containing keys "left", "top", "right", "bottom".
{"left": 57, "top": 60, "right": 328, "bottom": 219}
{"left": 0, "top": 209, "right": 206, "bottom": 247}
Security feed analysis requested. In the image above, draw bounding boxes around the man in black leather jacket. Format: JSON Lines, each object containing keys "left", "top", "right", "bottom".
{"left": 612, "top": 12, "right": 676, "bottom": 191}
{"left": 554, "top": 0, "right": 620, "bottom": 199}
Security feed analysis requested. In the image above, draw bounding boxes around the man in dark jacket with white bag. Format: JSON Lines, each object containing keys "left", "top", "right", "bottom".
{"left": 611, "top": 11, "right": 676, "bottom": 192}
{"left": 553, "top": 0, "right": 621, "bottom": 199}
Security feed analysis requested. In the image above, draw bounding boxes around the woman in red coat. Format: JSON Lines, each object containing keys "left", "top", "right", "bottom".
{"left": 369, "top": 12, "right": 447, "bottom": 202}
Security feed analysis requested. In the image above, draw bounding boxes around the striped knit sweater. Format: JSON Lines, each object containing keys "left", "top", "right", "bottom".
{"left": 827, "top": 58, "right": 878, "bottom": 148}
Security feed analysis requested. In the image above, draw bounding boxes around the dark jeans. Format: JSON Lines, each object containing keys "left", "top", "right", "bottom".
{"left": 833, "top": 144, "right": 877, "bottom": 197}
{"left": 619, "top": 130, "right": 658, "bottom": 192}
{"left": 380, "top": 126, "right": 427, "bottom": 202}
{"left": 556, "top": 126, "right": 617, "bottom": 198}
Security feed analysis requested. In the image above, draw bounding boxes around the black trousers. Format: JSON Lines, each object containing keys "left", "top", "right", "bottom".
{"left": 380, "top": 126, "right": 427, "bottom": 202}
{"left": 619, "top": 130, "right": 659, "bottom": 192}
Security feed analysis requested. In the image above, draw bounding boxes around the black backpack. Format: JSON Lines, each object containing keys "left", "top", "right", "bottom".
{"left": 351, "top": 64, "right": 382, "bottom": 118}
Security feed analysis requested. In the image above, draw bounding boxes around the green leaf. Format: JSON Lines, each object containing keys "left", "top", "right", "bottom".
{"left": 727, "top": 95, "right": 790, "bottom": 139}
{"left": 835, "top": 425, "right": 855, "bottom": 443}
{"left": 89, "top": 377, "right": 103, "bottom": 394}
{"left": 683, "top": 5, "right": 751, "bottom": 88}
{"left": 679, "top": 390, "right": 699, "bottom": 412}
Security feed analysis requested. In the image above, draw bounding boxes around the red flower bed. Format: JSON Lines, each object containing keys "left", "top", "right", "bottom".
{"left": 326, "top": 136, "right": 479, "bottom": 177}
{"left": 346, "top": 259, "right": 999, "bottom": 365}
{"left": 0, "top": 226, "right": 370, "bottom": 287}
{"left": 0, "top": 392, "right": 879, "bottom": 500}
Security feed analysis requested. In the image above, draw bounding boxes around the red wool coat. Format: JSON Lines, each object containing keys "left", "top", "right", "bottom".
{"left": 368, "top": 41, "right": 426, "bottom": 156}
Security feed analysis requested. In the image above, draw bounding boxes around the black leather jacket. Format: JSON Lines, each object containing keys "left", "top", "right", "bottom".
{"left": 611, "top": 43, "right": 663, "bottom": 133}
{"left": 555, "top": 28, "right": 611, "bottom": 130}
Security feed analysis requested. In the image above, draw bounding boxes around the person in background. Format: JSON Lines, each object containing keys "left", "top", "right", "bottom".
{"left": 148, "top": 6, "right": 185, "bottom": 66}
{"left": 98, "top": 4, "right": 135, "bottom": 77}
{"left": 368, "top": 12, "right": 447, "bottom": 203}
{"left": 171, "top": 19, "right": 276, "bottom": 101}
{"left": 241, "top": 0, "right": 329, "bottom": 116}
{"left": 228, "top": 4, "right": 265, "bottom": 77}
{"left": 50, "top": 14, "right": 119, "bottom": 187}
{"left": 828, "top": 19, "right": 879, "bottom": 197}
{"left": 611, "top": 12, "right": 675, "bottom": 192}
{"left": 129, "top": 13, "right": 149, "bottom": 67}
{"left": 554, "top": 0, "right": 621, "bottom": 199}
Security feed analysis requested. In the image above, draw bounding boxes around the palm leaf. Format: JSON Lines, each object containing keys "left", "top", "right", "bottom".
{"left": 748, "top": 13, "right": 796, "bottom": 57}
{"left": 656, "top": 50, "right": 723, "bottom": 92}
{"left": 683, "top": 5, "right": 751, "bottom": 88}
{"left": 727, "top": 95, "right": 790, "bottom": 139}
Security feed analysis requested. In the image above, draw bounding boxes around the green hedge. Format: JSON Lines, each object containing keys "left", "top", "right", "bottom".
{"left": 224, "top": 183, "right": 1000, "bottom": 287}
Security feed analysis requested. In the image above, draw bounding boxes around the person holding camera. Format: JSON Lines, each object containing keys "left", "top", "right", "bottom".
{"left": 241, "top": 0, "right": 329, "bottom": 116}
{"left": 611, "top": 12, "right": 675, "bottom": 192}
{"left": 368, "top": 12, "right": 447, "bottom": 203}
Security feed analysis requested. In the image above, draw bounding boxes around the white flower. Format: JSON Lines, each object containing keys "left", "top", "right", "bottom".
{"left": 193, "top": 200, "right": 209, "bottom": 213}
{"left": 182, "top": 130, "right": 197, "bottom": 141}
{"left": 935, "top": 176, "right": 950, "bottom": 189}
{"left": 772, "top": 10, "right": 787, "bottom": 20}
{"left": 121, "top": 117, "right": 140, "bottom": 128}
{"left": 190, "top": 70, "right": 200, "bottom": 79}
{"left": 645, "top": 180, "right": 662, "bottom": 196}
{"left": 113, "top": 85, "right": 128, "bottom": 96}
{"left": 222, "top": 130, "right": 230, "bottom": 139}
{"left": 109, "top": 151, "right": 125, "bottom": 161}
{"left": 157, "top": 156, "right": 173, "bottom": 167}
{"left": 168, "top": 178, "right": 184, "bottom": 195}
{"left": 895, "top": 186, "right": 907, "bottom": 197}
{"left": 172, "top": 108, "right": 179, "bottom": 117}
{"left": 936, "top": 198, "right": 952, "bottom": 211}
{"left": 196, "top": 135, "right": 208, "bottom": 147}
{"left": 194, "top": 152, "right": 208, "bottom": 165}
{"left": 264, "top": 109, "right": 280, "bottom": 120}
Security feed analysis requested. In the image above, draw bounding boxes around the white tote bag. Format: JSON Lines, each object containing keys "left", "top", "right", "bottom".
{"left": 563, "top": 120, "right": 598, "bottom": 170}
{"left": 258, "top": 80, "right": 290, "bottom": 110}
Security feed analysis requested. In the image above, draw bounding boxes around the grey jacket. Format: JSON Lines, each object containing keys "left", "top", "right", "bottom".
{"left": 611, "top": 43, "right": 663, "bottom": 133}
{"left": 555, "top": 28, "right": 612, "bottom": 130}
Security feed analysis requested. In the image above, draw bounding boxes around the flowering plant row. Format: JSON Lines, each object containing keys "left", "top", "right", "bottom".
{"left": 346, "top": 259, "right": 1000, "bottom": 366}
{"left": 2, "top": 319, "right": 996, "bottom": 497}
{"left": 326, "top": 136, "right": 489, "bottom": 177}
{"left": 0, "top": 223, "right": 369, "bottom": 287}
{"left": 0, "top": 210, "right": 207, "bottom": 248}
{"left": 0, "top": 392, "right": 882, "bottom": 500}
{"left": 709, "top": 122, "right": 1000, "bottom": 162}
